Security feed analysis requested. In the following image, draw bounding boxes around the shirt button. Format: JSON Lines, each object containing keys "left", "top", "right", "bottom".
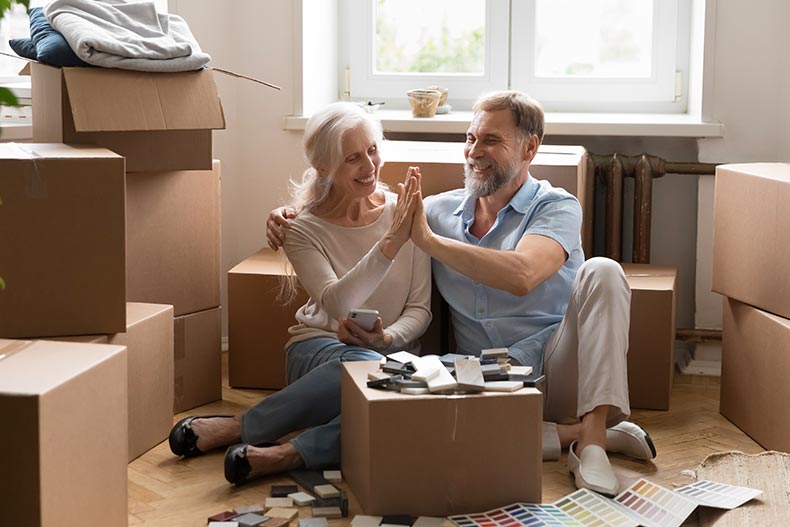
{"left": 478, "top": 308, "right": 485, "bottom": 314}
{"left": 485, "top": 321, "right": 493, "bottom": 328}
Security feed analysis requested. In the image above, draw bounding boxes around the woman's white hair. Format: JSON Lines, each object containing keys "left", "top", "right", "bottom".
{"left": 289, "top": 102, "right": 387, "bottom": 213}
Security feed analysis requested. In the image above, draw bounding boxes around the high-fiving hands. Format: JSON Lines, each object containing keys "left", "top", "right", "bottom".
{"left": 265, "top": 166, "right": 434, "bottom": 252}
{"left": 378, "top": 166, "right": 420, "bottom": 259}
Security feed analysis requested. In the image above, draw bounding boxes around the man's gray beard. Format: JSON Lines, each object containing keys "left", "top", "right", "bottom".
{"left": 464, "top": 160, "right": 518, "bottom": 199}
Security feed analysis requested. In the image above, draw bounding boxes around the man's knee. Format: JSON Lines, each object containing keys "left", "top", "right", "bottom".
{"left": 578, "top": 257, "right": 628, "bottom": 293}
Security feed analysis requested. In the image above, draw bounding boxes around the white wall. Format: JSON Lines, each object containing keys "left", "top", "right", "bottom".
{"left": 173, "top": 0, "right": 306, "bottom": 337}
{"left": 172, "top": 0, "right": 790, "bottom": 339}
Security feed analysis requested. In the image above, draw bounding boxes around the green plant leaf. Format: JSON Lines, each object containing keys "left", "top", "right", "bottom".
{"left": 0, "top": 87, "right": 18, "bottom": 107}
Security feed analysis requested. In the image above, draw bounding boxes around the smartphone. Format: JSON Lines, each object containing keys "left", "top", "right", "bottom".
{"left": 347, "top": 308, "right": 380, "bottom": 331}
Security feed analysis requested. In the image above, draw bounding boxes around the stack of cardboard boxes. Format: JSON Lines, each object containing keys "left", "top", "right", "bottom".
{"left": 28, "top": 61, "right": 226, "bottom": 414}
{"left": 0, "top": 63, "right": 226, "bottom": 524}
{"left": 713, "top": 163, "right": 790, "bottom": 452}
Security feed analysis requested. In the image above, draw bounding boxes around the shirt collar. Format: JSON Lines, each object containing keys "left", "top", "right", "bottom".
{"left": 452, "top": 174, "right": 539, "bottom": 221}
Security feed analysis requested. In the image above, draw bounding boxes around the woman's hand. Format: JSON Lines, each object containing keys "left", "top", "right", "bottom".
{"left": 337, "top": 317, "right": 392, "bottom": 352}
{"left": 379, "top": 166, "right": 419, "bottom": 259}
{"left": 267, "top": 207, "right": 296, "bottom": 251}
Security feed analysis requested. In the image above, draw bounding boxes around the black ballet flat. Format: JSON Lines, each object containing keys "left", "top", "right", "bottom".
{"left": 224, "top": 443, "right": 252, "bottom": 485}
{"left": 224, "top": 441, "right": 280, "bottom": 485}
{"left": 168, "top": 415, "right": 233, "bottom": 457}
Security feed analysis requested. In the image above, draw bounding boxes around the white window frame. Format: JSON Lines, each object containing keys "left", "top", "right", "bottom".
{"left": 510, "top": 0, "right": 682, "bottom": 105}
{"left": 342, "top": 0, "right": 691, "bottom": 113}
{"left": 347, "top": 0, "right": 509, "bottom": 106}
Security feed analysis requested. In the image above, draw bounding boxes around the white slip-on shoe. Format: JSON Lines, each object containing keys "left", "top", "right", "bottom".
{"left": 606, "top": 421, "right": 657, "bottom": 460}
{"left": 567, "top": 441, "right": 619, "bottom": 497}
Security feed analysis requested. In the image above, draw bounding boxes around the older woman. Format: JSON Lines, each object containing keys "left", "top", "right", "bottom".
{"left": 168, "top": 102, "right": 431, "bottom": 484}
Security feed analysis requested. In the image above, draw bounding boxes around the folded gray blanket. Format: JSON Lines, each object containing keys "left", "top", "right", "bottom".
{"left": 45, "top": 0, "right": 210, "bottom": 72}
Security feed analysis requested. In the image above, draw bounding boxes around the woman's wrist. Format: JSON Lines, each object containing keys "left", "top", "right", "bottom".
{"left": 378, "top": 235, "right": 402, "bottom": 260}
{"left": 376, "top": 332, "right": 394, "bottom": 352}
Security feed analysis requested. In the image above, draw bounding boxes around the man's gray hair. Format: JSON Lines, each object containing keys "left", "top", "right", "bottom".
{"left": 473, "top": 91, "right": 545, "bottom": 143}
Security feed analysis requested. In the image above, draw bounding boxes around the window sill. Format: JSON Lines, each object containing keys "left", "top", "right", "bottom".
{"left": 0, "top": 122, "right": 32, "bottom": 141}
{"left": 284, "top": 110, "right": 724, "bottom": 138}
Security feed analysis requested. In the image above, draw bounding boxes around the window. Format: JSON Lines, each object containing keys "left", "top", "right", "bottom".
{"left": 345, "top": 0, "right": 690, "bottom": 112}
{"left": 347, "top": 0, "right": 509, "bottom": 105}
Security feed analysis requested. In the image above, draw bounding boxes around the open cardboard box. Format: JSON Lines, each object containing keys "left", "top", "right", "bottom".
{"left": 28, "top": 62, "right": 226, "bottom": 172}
{"left": 341, "top": 361, "right": 542, "bottom": 516}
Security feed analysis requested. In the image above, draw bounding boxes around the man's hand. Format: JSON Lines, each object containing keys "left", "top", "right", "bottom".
{"left": 337, "top": 317, "right": 392, "bottom": 352}
{"left": 410, "top": 171, "right": 434, "bottom": 249}
{"left": 267, "top": 207, "right": 296, "bottom": 251}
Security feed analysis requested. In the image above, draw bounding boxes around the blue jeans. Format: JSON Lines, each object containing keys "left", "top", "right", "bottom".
{"left": 239, "top": 337, "right": 382, "bottom": 468}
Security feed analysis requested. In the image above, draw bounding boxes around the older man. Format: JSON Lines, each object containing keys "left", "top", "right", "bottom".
{"left": 267, "top": 91, "right": 656, "bottom": 496}
{"left": 407, "top": 91, "right": 655, "bottom": 496}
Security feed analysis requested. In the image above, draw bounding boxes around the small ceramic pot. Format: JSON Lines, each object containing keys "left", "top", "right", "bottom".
{"left": 406, "top": 89, "right": 442, "bottom": 118}
{"left": 427, "top": 85, "right": 449, "bottom": 106}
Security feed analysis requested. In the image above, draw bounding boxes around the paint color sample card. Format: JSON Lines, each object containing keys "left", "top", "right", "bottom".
{"left": 554, "top": 489, "right": 638, "bottom": 526}
{"left": 449, "top": 479, "right": 762, "bottom": 527}
{"left": 450, "top": 502, "right": 581, "bottom": 527}
{"left": 612, "top": 479, "right": 696, "bottom": 527}
{"left": 674, "top": 480, "right": 762, "bottom": 509}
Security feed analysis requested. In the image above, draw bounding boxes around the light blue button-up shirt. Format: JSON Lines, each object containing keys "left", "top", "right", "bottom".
{"left": 424, "top": 176, "right": 584, "bottom": 374}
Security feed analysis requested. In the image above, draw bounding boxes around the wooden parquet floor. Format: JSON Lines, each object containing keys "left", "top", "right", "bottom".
{"left": 128, "top": 355, "right": 763, "bottom": 526}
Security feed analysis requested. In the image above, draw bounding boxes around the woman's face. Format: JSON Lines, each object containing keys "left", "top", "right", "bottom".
{"left": 329, "top": 123, "right": 381, "bottom": 199}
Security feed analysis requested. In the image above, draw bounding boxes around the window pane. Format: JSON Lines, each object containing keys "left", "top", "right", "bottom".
{"left": 534, "top": 0, "right": 653, "bottom": 78}
{"left": 374, "top": 0, "right": 485, "bottom": 74}
{"left": 0, "top": 3, "right": 34, "bottom": 78}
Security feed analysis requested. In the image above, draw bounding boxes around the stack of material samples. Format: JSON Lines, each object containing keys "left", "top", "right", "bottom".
{"left": 447, "top": 478, "right": 762, "bottom": 527}
{"left": 367, "top": 350, "right": 542, "bottom": 396}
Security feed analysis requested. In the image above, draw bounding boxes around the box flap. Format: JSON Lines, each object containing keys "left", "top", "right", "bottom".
{"left": 0, "top": 143, "right": 123, "bottom": 160}
{"left": 0, "top": 339, "right": 126, "bottom": 395}
{"left": 63, "top": 67, "right": 225, "bottom": 132}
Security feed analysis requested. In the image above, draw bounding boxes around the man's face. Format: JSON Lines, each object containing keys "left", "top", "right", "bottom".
{"left": 463, "top": 109, "right": 526, "bottom": 199}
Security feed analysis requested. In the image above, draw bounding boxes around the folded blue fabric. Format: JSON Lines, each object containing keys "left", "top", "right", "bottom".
{"left": 9, "top": 37, "right": 38, "bottom": 60}
{"left": 29, "top": 7, "right": 90, "bottom": 67}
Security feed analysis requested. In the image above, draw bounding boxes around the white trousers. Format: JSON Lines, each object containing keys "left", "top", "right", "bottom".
{"left": 540, "top": 257, "right": 632, "bottom": 460}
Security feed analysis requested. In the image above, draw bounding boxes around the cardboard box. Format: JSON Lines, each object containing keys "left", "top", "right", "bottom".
{"left": 623, "top": 264, "right": 677, "bottom": 411}
{"left": 379, "top": 142, "right": 592, "bottom": 255}
{"left": 31, "top": 62, "right": 225, "bottom": 172}
{"left": 0, "top": 339, "right": 128, "bottom": 526}
{"left": 341, "top": 361, "right": 542, "bottom": 516}
{"left": 0, "top": 143, "right": 126, "bottom": 338}
{"left": 720, "top": 298, "right": 790, "bottom": 451}
{"left": 174, "top": 306, "right": 222, "bottom": 413}
{"left": 228, "top": 248, "right": 309, "bottom": 389}
{"left": 713, "top": 163, "right": 790, "bottom": 319}
{"left": 109, "top": 303, "right": 174, "bottom": 461}
{"left": 126, "top": 161, "right": 221, "bottom": 316}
